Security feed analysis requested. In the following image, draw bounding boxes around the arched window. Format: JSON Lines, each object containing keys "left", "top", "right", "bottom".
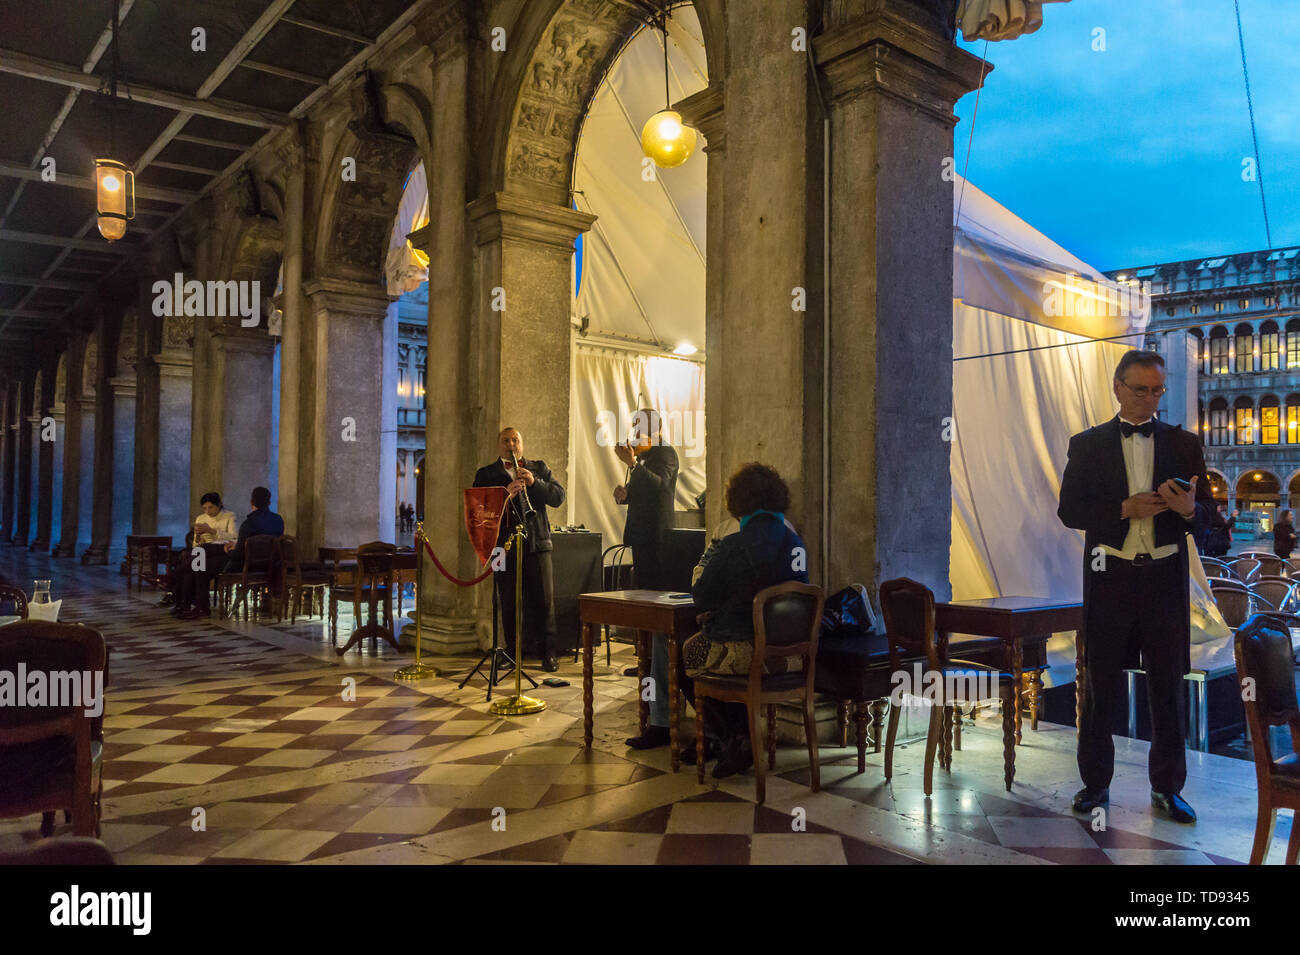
{"left": 1209, "top": 325, "right": 1230, "bottom": 374}
{"left": 1235, "top": 322, "right": 1254, "bottom": 373}
{"left": 1188, "top": 326, "right": 1206, "bottom": 370}
{"left": 1234, "top": 396, "right": 1255, "bottom": 444}
{"left": 1210, "top": 397, "right": 1229, "bottom": 446}
{"left": 1260, "top": 320, "right": 1279, "bottom": 370}
{"left": 1286, "top": 394, "right": 1300, "bottom": 444}
{"left": 1287, "top": 319, "right": 1300, "bottom": 368}
{"left": 1261, "top": 394, "right": 1280, "bottom": 444}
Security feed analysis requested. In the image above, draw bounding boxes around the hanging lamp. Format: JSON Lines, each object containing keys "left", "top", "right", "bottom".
{"left": 95, "top": 0, "right": 135, "bottom": 241}
{"left": 640, "top": 3, "right": 697, "bottom": 168}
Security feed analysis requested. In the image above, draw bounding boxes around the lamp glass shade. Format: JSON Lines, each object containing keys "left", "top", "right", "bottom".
{"left": 641, "top": 110, "right": 697, "bottom": 168}
{"left": 95, "top": 158, "right": 134, "bottom": 241}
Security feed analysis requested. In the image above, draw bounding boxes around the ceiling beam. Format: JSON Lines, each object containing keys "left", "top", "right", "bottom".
{"left": 238, "top": 60, "right": 324, "bottom": 86}
{"left": 149, "top": 159, "right": 223, "bottom": 176}
{"left": 280, "top": 14, "right": 372, "bottom": 45}
{"left": 0, "top": 273, "right": 95, "bottom": 293}
{"left": 0, "top": 229, "right": 134, "bottom": 254}
{"left": 0, "top": 160, "right": 197, "bottom": 204}
{"left": 0, "top": 48, "right": 291, "bottom": 128}
{"left": 0, "top": 309, "right": 64, "bottom": 320}
{"left": 172, "top": 133, "right": 249, "bottom": 151}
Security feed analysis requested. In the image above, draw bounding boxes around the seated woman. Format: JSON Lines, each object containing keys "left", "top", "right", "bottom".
{"left": 680, "top": 463, "right": 808, "bottom": 779}
{"left": 173, "top": 492, "right": 238, "bottom": 619}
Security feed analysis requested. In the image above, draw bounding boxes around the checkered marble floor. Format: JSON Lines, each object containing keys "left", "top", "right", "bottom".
{"left": 0, "top": 547, "right": 1293, "bottom": 864}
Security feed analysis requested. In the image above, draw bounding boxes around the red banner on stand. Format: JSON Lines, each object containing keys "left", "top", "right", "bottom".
{"left": 463, "top": 486, "right": 507, "bottom": 565}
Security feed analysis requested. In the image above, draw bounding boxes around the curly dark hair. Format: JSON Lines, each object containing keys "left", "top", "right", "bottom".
{"left": 724, "top": 462, "right": 791, "bottom": 519}
{"left": 199, "top": 491, "right": 223, "bottom": 510}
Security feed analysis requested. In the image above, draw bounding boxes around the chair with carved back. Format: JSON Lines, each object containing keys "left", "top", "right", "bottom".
{"left": 878, "top": 578, "right": 1020, "bottom": 795}
{"left": 1233, "top": 614, "right": 1300, "bottom": 864}
{"left": 0, "top": 583, "right": 29, "bottom": 619}
{"left": 218, "top": 534, "right": 280, "bottom": 620}
{"left": 320, "top": 547, "right": 358, "bottom": 648}
{"left": 691, "top": 581, "right": 825, "bottom": 804}
{"left": 0, "top": 622, "right": 109, "bottom": 839}
{"left": 338, "top": 542, "right": 400, "bottom": 656}
{"left": 278, "top": 535, "right": 331, "bottom": 624}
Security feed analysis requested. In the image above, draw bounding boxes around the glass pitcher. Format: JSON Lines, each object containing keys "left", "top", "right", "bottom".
{"left": 32, "top": 579, "right": 51, "bottom": 604}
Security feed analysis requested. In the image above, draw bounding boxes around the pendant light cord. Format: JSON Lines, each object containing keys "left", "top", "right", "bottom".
{"left": 661, "top": 2, "right": 670, "bottom": 110}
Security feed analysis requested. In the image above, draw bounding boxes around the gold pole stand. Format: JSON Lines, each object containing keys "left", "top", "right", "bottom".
{"left": 395, "top": 521, "right": 437, "bottom": 681}
{"left": 489, "top": 521, "right": 546, "bottom": 715}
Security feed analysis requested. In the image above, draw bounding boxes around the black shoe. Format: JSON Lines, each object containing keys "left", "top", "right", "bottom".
{"left": 1071, "top": 787, "right": 1109, "bottom": 813}
{"left": 170, "top": 604, "right": 190, "bottom": 617}
{"left": 680, "top": 738, "right": 721, "bottom": 766}
{"left": 1151, "top": 791, "right": 1196, "bottom": 824}
{"left": 713, "top": 737, "right": 754, "bottom": 779}
{"left": 179, "top": 607, "right": 210, "bottom": 620}
{"left": 625, "top": 725, "right": 670, "bottom": 749}
{"left": 157, "top": 594, "right": 175, "bottom": 606}
{"left": 541, "top": 655, "right": 558, "bottom": 673}
{"left": 623, "top": 665, "right": 639, "bottom": 677}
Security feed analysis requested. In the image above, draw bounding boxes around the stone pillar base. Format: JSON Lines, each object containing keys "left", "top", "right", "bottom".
{"left": 28, "top": 537, "right": 49, "bottom": 552}
{"left": 50, "top": 543, "right": 76, "bottom": 558}
{"left": 80, "top": 544, "right": 109, "bottom": 565}
{"left": 400, "top": 611, "right": 479, "bottom": 656}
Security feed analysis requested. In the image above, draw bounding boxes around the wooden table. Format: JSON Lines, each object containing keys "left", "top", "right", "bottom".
{"left": 934, "top": 596, "right": 1083, "bottom": 745}
{"left": 579, "top": 590, "right": 699, "bottom": 772}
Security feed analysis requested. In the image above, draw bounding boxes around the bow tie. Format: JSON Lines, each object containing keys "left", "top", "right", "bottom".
{"left": 1120, "top": 420, "right": 1154, "bottom": 438}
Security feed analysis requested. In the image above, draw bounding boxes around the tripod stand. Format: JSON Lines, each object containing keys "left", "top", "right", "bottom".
{"left": 458, "top": 568, "right": 537, "bottom": 700}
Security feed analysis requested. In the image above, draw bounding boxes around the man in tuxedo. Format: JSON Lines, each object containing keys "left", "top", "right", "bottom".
{"left": 614, "top": 409, "right": 680, "bottom": 749}
{"left": 1058, "top": 350, "right": 1213, "bottom": 824}
{"left": 473, "top": 427, "right": 566, "bottom": 672}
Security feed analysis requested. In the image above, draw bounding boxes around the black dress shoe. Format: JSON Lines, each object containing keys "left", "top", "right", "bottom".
{"left": 170, "top": 604, "right": 190, "bottom": 617}
{"left": 179, "top": 607, "right": 210, "bottom": 620}
{"left": 625, "top": 725, "right": 670, "bottom": 749}
{"left": 157, "top": 594, "right": 175, "bottom": 607}
{"left": 680, "top": 738, "right": 721, "bottom": 766}
{"left": 622, "top": 665, "right": 639, "bottom": 677}
{"left": 713, "top": 737, "right": 754, "bottom": 779}
{"left": 541, "top": 655, "right": 558, "bottom": 673}
{"left": 1151, "top": 791, "right": 1197, "bottom": 824}
{"left": 1071, "top": 787, "right": 1109, "bottom": 813}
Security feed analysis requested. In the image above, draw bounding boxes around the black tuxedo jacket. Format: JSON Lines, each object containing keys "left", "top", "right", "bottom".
{"left": 1057, "top": 417, "right": 1214, "bottom": 551}
{"left": 1058, "top": 416, "right": 1214, "bottom": 673}
{"left": 472, "top": 458, "right": 565, "bottom": 554}
{"left": 623, "top": 444, "right": 679, "bottom": 550}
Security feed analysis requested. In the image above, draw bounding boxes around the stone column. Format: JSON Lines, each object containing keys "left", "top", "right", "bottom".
{"left": 47, "top": 393, "right": 65, "bottom": 552}
{"left": 12, "top": 378, "right": 32, "bottom": 547}
{"left": 301, "top": 279, "right": 393, "bottom": 553}
{"left": 154, "top": 325, "right": 194, "bottom": 545}
{"left": 52, "top": 334, "right": 86, "bottom": 558}
{"left": 277, "top": 131, "right": 306, "bottom": 540}
{"left": 1, "top": 384, "right": 15, "bottom": 542}
{"left": 29, "top": 401, "right": 52, "bottom": 552}
{"left": 205, "top": 326, "right": 277, "bottom": 520}
{"left": 83, "top": 319, "right": 115, "bottom": 565}
{"left": 815, "top": 2, "right": 985, "bottom": 598}
{"left": 74, "top": 394, "right": 96, "bottom": 558}
{"left": 108, "top": 372, "right": 136, "bottom": 556}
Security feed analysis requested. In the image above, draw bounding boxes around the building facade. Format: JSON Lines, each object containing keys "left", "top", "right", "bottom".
{"left": 1108, "top": 247, "right": 1300, "bottom": 516}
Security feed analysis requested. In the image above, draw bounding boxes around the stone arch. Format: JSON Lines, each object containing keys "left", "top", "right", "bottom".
{"left": 32, "top": 370, "right": 43, "bottom": 417}
{"left": 53, "top": 353, "right": 66, "bottom": 408}
{"left": 484, "top": 0, "right": 722, "bottom": 205}
{"left": 312, "top": 108, "right": 419, "bottom": 286}
{"left": 80, "top": 338, "right": 98, "bottom": 400}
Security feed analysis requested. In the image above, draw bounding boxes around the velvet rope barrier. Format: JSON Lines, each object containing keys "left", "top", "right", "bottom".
{"left": 419, "top": 534, "right": 496, "bottom": 587}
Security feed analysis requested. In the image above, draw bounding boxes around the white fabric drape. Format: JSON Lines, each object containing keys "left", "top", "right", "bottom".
{"left": 384, "top": 164, "right": 430, "bottom": 296}
{"left": 569, "top": 346, "right": 705, "bottom": 549}
{"left": 956, "top": 0, "right": 1071, "bottom": 42}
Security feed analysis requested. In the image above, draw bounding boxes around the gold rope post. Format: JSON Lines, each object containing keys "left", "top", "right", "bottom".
{"left": 489, "top": 520, "right": 545, "bottom": 715}
{"left": 395, "top": 521, "right": 437, "bottom": 681}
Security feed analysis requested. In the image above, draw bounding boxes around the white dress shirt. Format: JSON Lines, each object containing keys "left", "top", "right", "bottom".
{"left": 1098, "top": 417, "right": 1189, "bottom": 561}
{"left": 193, "top": 509, "right": 237, "bottom": 545}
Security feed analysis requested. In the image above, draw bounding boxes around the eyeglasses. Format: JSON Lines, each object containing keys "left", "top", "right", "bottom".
{"left": 1118, "top": 381, "right": 1167, "bottom": 399}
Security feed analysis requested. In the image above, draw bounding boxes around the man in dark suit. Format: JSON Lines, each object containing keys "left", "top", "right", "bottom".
{"left": 1058, "top": 349, "right": 1213, "bottom": 824}
{"left": 473, "top": 427, "right": 566, "bottom": 672}
{"left": 614, "top": 409, "right": 680, "bottom": 748}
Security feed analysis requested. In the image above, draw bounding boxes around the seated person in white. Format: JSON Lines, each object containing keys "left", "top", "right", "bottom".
{"left": 173, "top": 492, "right": 238, "bottom": 619}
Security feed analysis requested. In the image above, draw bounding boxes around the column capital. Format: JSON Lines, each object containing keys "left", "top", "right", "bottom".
{"left": 814, "top": 4, "right": 988, "bottom": 123}
{"left": 303, "top": 277, "right": 394, "bottom": 318}
{"left": 465, "top": 192, "right": 596, "bottom": 252}
{"left": 108, "top": 375, "right": 137, "bottom": 398}
{"left": 677, "top": 83, "right": 725, "bottom": 154}
{"left": 209, "top": 324, "right": 277, "bottom": 355}
{"left": 414, "top": 0, "right": 475, "bottom": 58}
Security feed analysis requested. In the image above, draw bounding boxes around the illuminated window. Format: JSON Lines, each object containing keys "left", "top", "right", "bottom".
{"left": 1261, "top": 321, "right": 1279, "bottom": 370}
{"left": 1235, "top": 398, "right": 1255, "bottom": 444}
{"left": 1210, "top": 327, "right": 1230, "bottom": 374}
{"left": 1262, "top": 398, "right": 1280, "bottom": 444}
{"left": 398, "top": 366, "right": 409, "bottom": 399}
{"left": 1235, "top": 324, "right": 1254, "bottom": 372}
{"left": 1210, "top": 398, "right": 1229, "bottom": 446}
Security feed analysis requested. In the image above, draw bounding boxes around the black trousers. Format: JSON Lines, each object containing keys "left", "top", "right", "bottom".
{"left": 177, "top": 543, "right": 228, "bottom": 611}
{"left": 495, "top": 548, "right": 556, "bottom": 659}
{"left": 1078, "top": 554, "right": 1188, "bottom": 794}
{"left": 631, "top": 543, "right": 667, "bottom": 590}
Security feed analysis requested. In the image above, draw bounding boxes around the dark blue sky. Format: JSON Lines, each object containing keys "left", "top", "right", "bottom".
{"left": 953, "top": 0, "right": 1297, "bottom": 272}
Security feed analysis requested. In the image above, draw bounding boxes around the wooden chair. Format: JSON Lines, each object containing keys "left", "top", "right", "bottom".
{"left": 278, "top": 535, "right": 331, "bottom": 623}
{"left": 1211, "top": 579, "right": 1257, "bottom": 628}
{"left": 218, "top": 534, "right": 280, "bottom": 620}
{"left": 320, "top": 547, "right": 358, "bottom": 648}
{"left": 0, "top": 622, "right": 108, "bottom": 838}
{"left": 1251, "top": 577, "right": 1297, "bottom": 614}
{"left": 814, "top": 630, "right": 907, "bottom": 772}
{"left": 878, "top": 578, "right": 1019, "bottom": 794}
{"left": 1233, "top": 614, "right": 1300, "bottom": 864}
{"left": 692, "top": 581, "right": 825, "bottom": 804}
{"left": 125, "top": 535, "right": 172, "bottom": 592}
{"left": 0, "top": 582, "right": 29, "bottom": 618}
{"left": 338, "top": 541, "right": 401, "bottom": 656}
{"left": 1229, "top": 557, "right": 1263, "bottom": 586}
